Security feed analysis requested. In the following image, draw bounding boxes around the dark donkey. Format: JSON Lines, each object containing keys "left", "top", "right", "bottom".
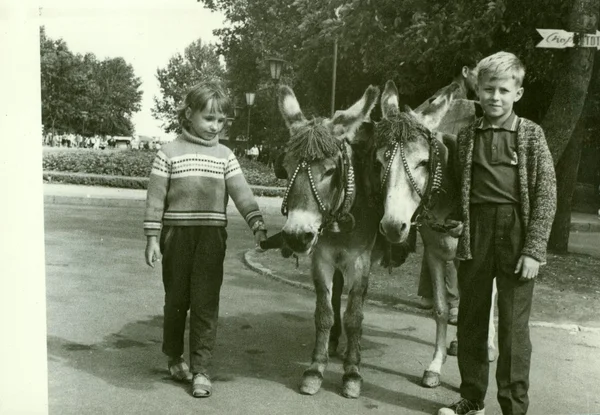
{"left": 275, "top": 84, "right": 380, "bottom": 398}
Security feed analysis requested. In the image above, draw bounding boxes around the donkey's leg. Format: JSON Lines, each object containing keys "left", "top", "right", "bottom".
{"left": 447, "top": 259, "right": 460, "bottom": 357}
{"left": 488, "top": 278, "right": 497, "bottom": 362}
{"left": 300, "top": 258, "right": 335, "bottom": 395}
{"left": 329, "top": 270, "right": 344, "bottom": 357}
{"left": 341, "top": 261, "right": 369, "bottom": 398}
{"left": 422, "top": 251, "right": 448, "bottom": 388}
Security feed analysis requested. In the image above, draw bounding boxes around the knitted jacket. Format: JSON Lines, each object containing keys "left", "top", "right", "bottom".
{"left": 456, "top": 117, "right": 556, "bottom": 264}
{"left": 143, "top": 129, "right": 263, "bottom": 236}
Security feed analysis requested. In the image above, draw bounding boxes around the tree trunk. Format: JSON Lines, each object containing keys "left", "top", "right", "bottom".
{"left": 541, "top": 0, "right": 597, "bottom": 164}
{"left": 548, "top": 119, "right": 585, "bottom": 252}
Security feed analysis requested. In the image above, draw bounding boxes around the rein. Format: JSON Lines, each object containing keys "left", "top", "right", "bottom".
{"left": 281, "top": 141, "right": 356, "bottom": 233}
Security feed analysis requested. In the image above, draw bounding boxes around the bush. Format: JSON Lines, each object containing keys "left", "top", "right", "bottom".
{"left": 42, "top": 148, "right": 287, "bottom": 189}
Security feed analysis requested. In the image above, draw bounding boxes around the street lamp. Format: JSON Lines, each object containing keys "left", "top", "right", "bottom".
{"left": 245, "top": 92, "right": 256, "bottom": 144}
{"left": 267, "top": 58, "right": 285, "bottom": 82}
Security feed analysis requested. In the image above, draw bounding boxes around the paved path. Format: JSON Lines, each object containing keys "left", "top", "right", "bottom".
{"left": 43, "top": 202, "right": 600, "bottom": 415}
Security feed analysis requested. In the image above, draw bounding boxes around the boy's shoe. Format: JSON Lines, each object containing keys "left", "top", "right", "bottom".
{"left": 168, "top": 357, "right": 193, "bottom": 382}
{"left": 438, "top": 398, "right": 485, "bottom": 415}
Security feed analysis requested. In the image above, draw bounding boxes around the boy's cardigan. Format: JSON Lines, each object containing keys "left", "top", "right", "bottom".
{"left": 456, "top": 117, "right": 556, "bottom": 264}
{"left": 143, "top": 129, "right": 263, "bottom": 236}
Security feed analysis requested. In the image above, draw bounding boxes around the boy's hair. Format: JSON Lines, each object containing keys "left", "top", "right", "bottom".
{"left": 177, "top": 81, "right": 232, "bottom": 129}
{"left": 476, "top": 51, "right": 526, "bottom": 87}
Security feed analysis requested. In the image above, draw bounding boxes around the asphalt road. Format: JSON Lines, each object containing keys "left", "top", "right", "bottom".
{"left": 44, "top": 203, "right": 600, "bottom": 415}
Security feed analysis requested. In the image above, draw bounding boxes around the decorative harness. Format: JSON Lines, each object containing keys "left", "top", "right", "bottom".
{"left": 281, "top": 141, "right": 356, "bottom": 234}
{"left": 379, "top": 132, "right": 453, "bottom": 233}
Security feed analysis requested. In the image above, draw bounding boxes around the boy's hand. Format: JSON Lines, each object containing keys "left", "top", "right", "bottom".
{"left": 254, "top": 230, "right": 267, "bottom": 252}
{"left": 145, "top": 237, "right": 162, "bottom": 267}
{"left": 514, "top": 255, "right": 540, "bottom": 281}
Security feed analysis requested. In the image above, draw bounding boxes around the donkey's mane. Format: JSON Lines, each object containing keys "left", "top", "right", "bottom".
{"left": 285, "top": 118, "right": 340, "bottom": 161}
{"left": 375, "top": 111, "right": 430, "bottom": 148}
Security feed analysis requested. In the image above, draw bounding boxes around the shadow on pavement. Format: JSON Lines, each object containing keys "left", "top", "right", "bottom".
{"left": 48, "top": 310, "right": 442, "bottom": 412}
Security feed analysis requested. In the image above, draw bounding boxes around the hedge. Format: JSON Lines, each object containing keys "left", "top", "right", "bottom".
{"left": 42, "top": 148, "right": 287, "bottom": 188}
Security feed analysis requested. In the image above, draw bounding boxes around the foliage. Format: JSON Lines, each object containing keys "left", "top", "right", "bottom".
{"left": 40, "top": 27, "right": 143, "bottom": 137}
{"left": 151, "top": 39, "right": 226, "bottom": 133}
{"left": 42, "top": 148, "right": 287, "bottom": 188}
{"left": 200, "top": 0, "right": 577, "bottom": 124}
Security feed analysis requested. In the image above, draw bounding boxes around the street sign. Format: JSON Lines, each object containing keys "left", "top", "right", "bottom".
{"left": 536, "top": 29, "right": 600, "bottom": 49}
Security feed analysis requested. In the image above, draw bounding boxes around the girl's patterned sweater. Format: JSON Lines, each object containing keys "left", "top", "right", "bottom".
{"left": 143, "top": 129, "right": 263, "bottom": 236}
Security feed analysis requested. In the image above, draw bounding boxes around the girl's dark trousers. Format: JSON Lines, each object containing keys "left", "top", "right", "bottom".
{"left": 457, "top": 204, "right": 534, "bottom": 415}
{"left": 160, "top": 225, "right": 227, "bottom": 375}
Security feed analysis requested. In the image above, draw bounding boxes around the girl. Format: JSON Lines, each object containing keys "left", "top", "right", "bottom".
{"left": 144, "top": 81, "right": 267, "bottom": 398}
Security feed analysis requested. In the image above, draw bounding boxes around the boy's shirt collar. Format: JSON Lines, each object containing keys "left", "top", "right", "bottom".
{"left": 476, "top": 111, "right": 519, "bottom": 131}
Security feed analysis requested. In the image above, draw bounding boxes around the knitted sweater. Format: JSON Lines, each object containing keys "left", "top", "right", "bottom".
{"left": 143, "top": 129, "right": 263, "bottom": 236}
{"left": 456, "top": 117, "right": 556, "bottom": 264}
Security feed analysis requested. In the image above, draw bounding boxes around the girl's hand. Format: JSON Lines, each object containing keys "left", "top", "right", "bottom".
{"left": 145, "top": 237, "right": 162, "bottom": 267}
{"left": 514, "top": 255, "right": 540, "bottom": 281}
{"left": 254, "top": 230, "right": 267, "bottom": 252}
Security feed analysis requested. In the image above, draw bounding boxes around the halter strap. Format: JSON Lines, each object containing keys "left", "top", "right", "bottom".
{"left": 379, "top": 131, "right": 443, "bottom": 228}
{"left": 281, "top": 141, "right": 356, "bottom": 233}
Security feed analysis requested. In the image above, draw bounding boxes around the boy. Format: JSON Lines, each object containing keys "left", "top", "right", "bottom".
{"left": 438, "top": 52, "right": 556, "bottom": 415}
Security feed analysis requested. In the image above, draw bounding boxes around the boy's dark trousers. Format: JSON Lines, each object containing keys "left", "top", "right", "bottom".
{"left": 160, "top": 225, "right": 227, "bottom": 375}
{"left": 457, "top": 204, "right": 534, "bottom": 415}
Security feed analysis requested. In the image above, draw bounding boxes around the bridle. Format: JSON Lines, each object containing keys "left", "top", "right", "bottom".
{"left": 379, "top": 132, "right": 444, "bottom": 230}
{"left": 281, "top": 141, "right": 356, "bottom": 233}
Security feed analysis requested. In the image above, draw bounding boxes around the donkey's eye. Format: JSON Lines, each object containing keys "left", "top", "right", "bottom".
{"left": 323, "top": 168, "right": 336, "bottom": 177}
{"left": 417, "top": 159, "right": 429, "bottom": 168}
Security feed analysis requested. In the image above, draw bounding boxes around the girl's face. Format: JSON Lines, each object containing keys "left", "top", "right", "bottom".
{"left": 186, "top": 100, "right": 227, "bottom": 140}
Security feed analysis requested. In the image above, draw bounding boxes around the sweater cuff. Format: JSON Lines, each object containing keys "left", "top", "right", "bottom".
{"left": 144, "top": 221, "right": 161, "bottom": 236}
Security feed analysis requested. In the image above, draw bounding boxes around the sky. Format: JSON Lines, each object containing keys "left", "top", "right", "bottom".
{"left": 40, "top": 0, "right": 227, "bottom": 138}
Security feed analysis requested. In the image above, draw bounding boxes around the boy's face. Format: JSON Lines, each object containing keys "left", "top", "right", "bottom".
{"left": 186, "top": 99, "right": 227, "bottom": 140}
{"left": 477, "top": 74, "right": 523, "bottom": 125}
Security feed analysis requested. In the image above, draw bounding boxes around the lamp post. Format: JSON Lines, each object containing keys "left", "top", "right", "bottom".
{"left": 245, "top": 92, "right": 256, "bottom": 145}
{"left": 267, "top": 58, "right": 285, "bottom": 83}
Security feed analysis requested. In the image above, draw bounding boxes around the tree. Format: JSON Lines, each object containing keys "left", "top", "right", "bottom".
{"left": 541, "top": 0, "right": 598, "bottom": 253}
{"left": 152, "top": 39, "right": 225, "bottom": 132}
{"left": 40, "top": 27, "right": 143, "bottom": 137}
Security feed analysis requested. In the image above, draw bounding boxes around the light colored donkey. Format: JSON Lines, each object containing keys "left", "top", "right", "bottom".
{"left": 374, "top": 80, "right": 496, "bottom": 388}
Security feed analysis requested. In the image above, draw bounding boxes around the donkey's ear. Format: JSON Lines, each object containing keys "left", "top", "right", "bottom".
{"left": 381, "top": 80, "right": 400, "bottom": 119}
{"left": 331, "top": 85, "right": 380, "bottom": 142}
{"left": 278, "top": 85, "right": 306, "bottom": 129}
{"left": 412, "top": 90, "right": 455, "bottom": 131}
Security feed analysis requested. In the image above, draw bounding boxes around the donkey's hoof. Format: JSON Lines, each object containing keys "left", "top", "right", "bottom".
{"left": 300, "top": 371, "right": 323, "bottom": 395}
{"left": 421, "top": 370, "right": 441, "bottom": 388}
{"left": 447, "top": 340, "right": 458, "bottom": 356}
{"left": 488, "top": 346, "right": 496, "bottom": 362}
{"left": 341, "top": 374, "right": 362, "bottom": 398}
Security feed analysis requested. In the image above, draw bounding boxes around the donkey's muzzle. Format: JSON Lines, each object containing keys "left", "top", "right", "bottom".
{"left": 379, "top": 219, "right": 409, "bottom": 244}
{"left": 282, "top": 230, "right": 316, "bottom": 254}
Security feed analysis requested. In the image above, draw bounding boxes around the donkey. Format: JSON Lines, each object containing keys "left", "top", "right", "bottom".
{"left": 373, "top": 80, "right": 497, "bottom": 388}
{"left": 275, "top": 84, "right": 380, "bottom": 398}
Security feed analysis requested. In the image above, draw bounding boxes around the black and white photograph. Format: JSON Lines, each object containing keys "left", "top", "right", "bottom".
{"left": 2, "top": 0, "right": 600, "bottom": 413}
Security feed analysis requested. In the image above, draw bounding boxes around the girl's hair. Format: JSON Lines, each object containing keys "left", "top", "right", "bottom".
{"left": 177, "top": 81, "right": 232, "bottom": 129}
{"left": 477, "top": 51, "right": 526, "bottom": 87}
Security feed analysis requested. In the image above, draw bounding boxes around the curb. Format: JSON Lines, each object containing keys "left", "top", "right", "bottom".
{"left": 243, "top": 249, "right": 600, "bottom": 334}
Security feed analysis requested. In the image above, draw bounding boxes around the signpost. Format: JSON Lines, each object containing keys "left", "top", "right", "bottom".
{"left": 536, "top": 29, "right": 600, "bottom": 49}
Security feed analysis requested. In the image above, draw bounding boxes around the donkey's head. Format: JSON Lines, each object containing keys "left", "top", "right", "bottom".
{"left": 276, "top": 84, "right": 379, "bottom": 255}
{"left": 374, "top": 80, "right": 449, "bottom": 243}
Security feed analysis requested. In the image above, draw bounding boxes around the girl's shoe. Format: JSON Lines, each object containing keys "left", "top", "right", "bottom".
{"left": 168, "top": 358, "right": 193, "bottom": 382}
{"left": 192, "top": 373, "right": 212, "bottom": 398}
